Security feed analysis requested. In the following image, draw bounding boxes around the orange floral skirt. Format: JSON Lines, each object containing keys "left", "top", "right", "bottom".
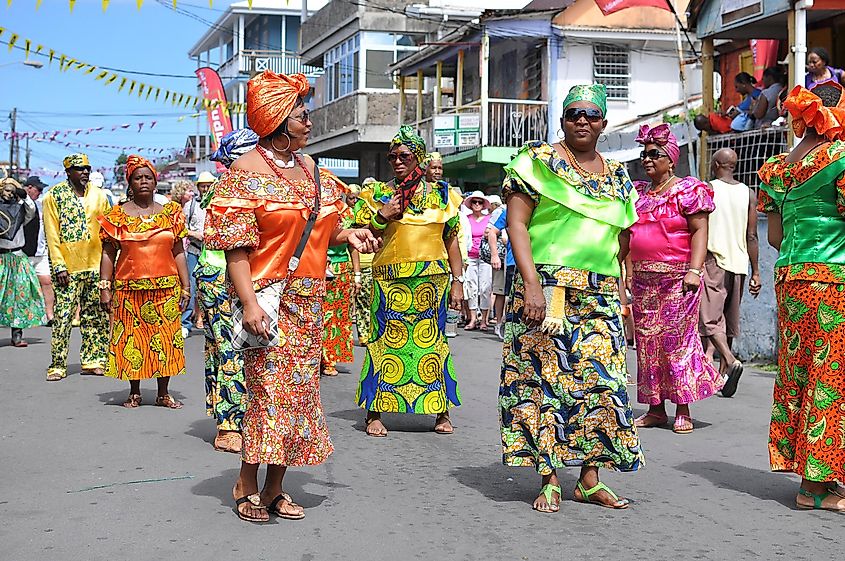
{"left": 105, "top": 286, "right": 186, "bottom": 380}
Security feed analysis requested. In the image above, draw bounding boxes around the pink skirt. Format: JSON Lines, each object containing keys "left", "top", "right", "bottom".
{"left": 631, "top": 261, "right": 724, "bottom": 405}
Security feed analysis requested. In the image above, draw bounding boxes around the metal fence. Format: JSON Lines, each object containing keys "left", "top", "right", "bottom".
{"left": 706, "top": 127, "right": 788, "bottom": 189}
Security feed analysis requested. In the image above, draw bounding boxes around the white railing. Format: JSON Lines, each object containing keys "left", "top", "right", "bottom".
{"left": 414, "top": 99, "right": 548, "bottom": 155}
{"left": 241, "top": 50, "right": 323, "bottom": 78}
{"left": 707, "top": 127, "right": 787, "bottom": 188}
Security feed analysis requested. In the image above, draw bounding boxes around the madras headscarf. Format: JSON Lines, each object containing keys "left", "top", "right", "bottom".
{"left": 785, "top": 83, "right": 845, "bottom": 141}
{"left": 63, "top": 153, "right": 91, "bottom": 169}
{"left": 210, "top": 128, "right": 260, "bottom": 168}
{"left": 563, "top": 84, "right": 608, "bottom": 116}
{"left": 124, "top": 154, "right": 157, "bottom": 182}
{"left": 246, "top": 70, "right": 311, "bottom": 138}
{"left": 389, "top": 125, "right": 427, "bottom": 163}
{"left": 635, "top": 123, "right": 680, "bottom": 165}
{"left": 423, "top": 151, "right": 442, "bottom": 166}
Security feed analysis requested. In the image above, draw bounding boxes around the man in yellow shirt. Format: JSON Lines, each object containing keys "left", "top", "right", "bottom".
{"left": 43, "top": 154, "right": 111, "bottom": 381}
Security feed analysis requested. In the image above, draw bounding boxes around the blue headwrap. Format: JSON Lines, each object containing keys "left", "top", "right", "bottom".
{"left": 210, "top": 128, "right": 259, "bottom": 169}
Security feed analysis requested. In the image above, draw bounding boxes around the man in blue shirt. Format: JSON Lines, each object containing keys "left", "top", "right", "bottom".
{"left": 486, "top": 207, "right": 514, "bottom": 340}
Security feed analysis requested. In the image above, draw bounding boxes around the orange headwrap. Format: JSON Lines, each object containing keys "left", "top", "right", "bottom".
{"left": 784, "top": 83, "right": 845, "bottom": 141}
{"left": 125, "top": 154, "right": 157, "bottom": 183}
{"left": 246, "top": 70, "right": 310, "bottom": 138}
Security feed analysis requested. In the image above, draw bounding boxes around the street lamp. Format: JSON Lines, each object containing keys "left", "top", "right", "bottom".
{"left": 0, "top": 59, "right": 44, "bottom": 70}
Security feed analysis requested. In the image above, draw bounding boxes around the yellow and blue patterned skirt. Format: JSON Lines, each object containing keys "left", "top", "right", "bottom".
{"left": 357, "top": 269, "right": 460, "bottom": 414}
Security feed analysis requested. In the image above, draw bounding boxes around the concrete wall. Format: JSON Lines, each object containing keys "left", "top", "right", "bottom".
{"left": 735, "top": 214, "right": 779, "bottom": 362}
{"left": 300, "top": 0, "right": 358, "bottom": 57}
{"left": 551, "top": 38, "right": 695, "bottom": 133}
{"left": 554, "top": 0, "right": 690, "bottom": 29}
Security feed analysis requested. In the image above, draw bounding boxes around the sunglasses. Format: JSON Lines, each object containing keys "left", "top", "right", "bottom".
{"left": 387, "top": 152, "right": 415, "bottom": 164}
{"left": 639, "top": 149, "right": 669, "bottom": 161}
{"left": 470, "top": 199, "right": 484, "bottom": 205}
{"left": 564, "top": 107, "right": 604, "bottom": 123}
{"left": 69, "top": 166, "right": 91, "bottom": 172}
{"left": 289, "top": 109, "right": 310, "bottom": 124}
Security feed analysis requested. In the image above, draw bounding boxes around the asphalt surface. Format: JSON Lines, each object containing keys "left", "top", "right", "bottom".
{"left": 0, "top": 325, "right": 841, "bottom": 561}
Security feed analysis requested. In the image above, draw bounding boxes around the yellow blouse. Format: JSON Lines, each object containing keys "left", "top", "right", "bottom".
{"left": 42, "top": 181, "right": 111, "bottom": 274}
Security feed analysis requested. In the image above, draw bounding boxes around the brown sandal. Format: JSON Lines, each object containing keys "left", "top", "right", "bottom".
{"left": 365, "top": 414, "right": 387, "bottom": 437}
{"left": 80, "top": 368, "right": 104, "bottom": 376}
{"left": 434, "top": 412, "right": 454, "bottom": 434}
{"left": 123, "top": 394, "right": 142, "bottom": 408}
{"left": 155, "top": 394, "right": 183, "bottom": 409}
{"left": 214, "top": 431, "right": 243, "bottom": 454}
{"left": 234, "top": 493, "right": 269, "bottom": 523}
{"left": 268, "top": 493, "right": 305, "bottom": 520}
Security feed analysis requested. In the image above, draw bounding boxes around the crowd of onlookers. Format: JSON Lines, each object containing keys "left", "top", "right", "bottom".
{"left": 695, "top": 47, "right": 845, "bottom": 136}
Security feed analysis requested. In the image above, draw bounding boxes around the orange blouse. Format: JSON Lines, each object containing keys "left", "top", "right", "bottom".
{"left": 203, "top": 168, "right": 346, "bottom": 287}
{"left": 98, "top": 201, "right": 187, "bottom": 288}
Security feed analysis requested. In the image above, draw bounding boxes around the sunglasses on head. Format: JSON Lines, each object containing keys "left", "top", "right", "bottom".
{"left": 387, "top": 152, "right": 415, "bottom": 164}
{"left": 639, "top": 149, "right": 669, "bottom": 161}
{"left": 564, "top": 107, "right": 604, "bottom": 123}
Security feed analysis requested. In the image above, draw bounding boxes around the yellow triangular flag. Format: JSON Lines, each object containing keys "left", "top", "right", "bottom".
{"left": 248, "top": 0, "right": 252, "bottom": 8}
{"left": 34, "top": 45, "right": 43, "bottom": 56}
{"left": 118, "top": 77, "right": 127, "bottom": 92}
{"left": 145, "top": 86, "right": 152, "bottom": 100}
{"left": 48, "top": 50, "right": 55, "bottom": 65}
{"left": 155, "top": 88, "right": 161, "bottom": 101}
{"left": 36, "top": 0, "right": 43, "bottom": 8}
{"left": 75, "top": 61, "right": 86, "bottom": 70}
{"left": 24, "top": 39, "right": 30, "bottom": 58}
{"left": 0, "top": 28, "right": 5, "bottom": 39}
{"left": 136, "top": 0, "right": 143, "bottom": 9}
{"left": 8, "top": 34, "right": 18, "bottom": 52}
{"left": 128, "top": 81, "right": 136, "bottom": 95}
{"left": 102, "top": 0, "right": 109, "bottom": 11}
{"left": 106, "top": 73, "right": 118, "bottom": 84}
{"left": 164, "top": 91, "right": 170, "bottom": 103}
{"left": 58, "top": 54, "right": 66, "bottom": 69}
{"left": 96, "top": 71, "right": 108, "bottom": 80}
{"left": 85, "top": 65, "right": 96, "bottom": 74}
{"left": 69, "top": 0, "right": 76, "bottom": 12}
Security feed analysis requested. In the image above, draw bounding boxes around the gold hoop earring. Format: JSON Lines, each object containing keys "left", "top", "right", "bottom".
{"left": 271, "top": 134, "right": 292, "bottom": 154}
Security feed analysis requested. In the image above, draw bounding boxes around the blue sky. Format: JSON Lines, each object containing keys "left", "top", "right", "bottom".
{"left": 0, "top": 0, "right": 223, "bottom": 182}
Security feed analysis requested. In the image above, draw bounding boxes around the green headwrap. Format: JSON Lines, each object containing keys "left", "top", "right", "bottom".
{"left": 562, "top": 84, "right": 608, "bottom": 116}
{"left": 389, "top": 125, "right": 427, "bottom": 163}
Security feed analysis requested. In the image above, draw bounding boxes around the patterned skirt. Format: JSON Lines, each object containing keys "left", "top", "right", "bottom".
{"left": 322, "top": 261, "right": 354, "bottom": 366}
{"left": 631, "top": 261, "right": 723, "bottom": 405}
{"left": 357, "top": 273, "right": 460, "bottom": 414}
{"left": 354, "top": 266, "right": 374, "bottom": 345}
{"left": 105, "top": 284, "right": 186, "bottom": 380}
{"left": 195, "top": 264, "right": 246, "bottom": 432}
{"left": 500, "top": 269, "right": 643, "bottom": 475}
{"left": 0, "top": 251, "right": 46, "bottom": 329}
{"left": 770, "top": 277, "right": 845, "bottom": 481}
{"left": 241, "top": 279, "right": 333, "bottom": 466}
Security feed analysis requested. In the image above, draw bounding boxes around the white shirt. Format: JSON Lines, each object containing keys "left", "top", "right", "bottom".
{"left": 707, "top": 178, "right": 751, "bottom": 275}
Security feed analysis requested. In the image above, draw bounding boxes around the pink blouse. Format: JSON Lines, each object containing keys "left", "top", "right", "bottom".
{"left": 467, "top": 214, "right": 491, "bottom": 259}
{"left": 628, "top": 176, "right": 714, "bottom": 264}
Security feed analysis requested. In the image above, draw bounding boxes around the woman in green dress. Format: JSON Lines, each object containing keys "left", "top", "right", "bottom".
{"left": 500, "top": 84, "right": 643, "bottom": 512}
{"left": 354, "top": 126, "right": 465, "bottom": 437}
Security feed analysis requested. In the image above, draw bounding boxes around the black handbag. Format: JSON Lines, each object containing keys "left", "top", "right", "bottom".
{"left": 479, "top": 234, "right": 506, "bottom": 264}
{"left": 0, "top": 200, "right": 26, "bottom": 242}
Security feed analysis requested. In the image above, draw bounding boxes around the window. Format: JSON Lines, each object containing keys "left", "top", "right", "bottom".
{"left": 325, "top": 35, "right": 359, "bottom": 101}
{"left": 244, "top": 16, "right": 282, "bottom": 51}
{"left": 284, "top": 16, "right": 301, "bottom": 52}
{"left": 593, "top": 44, "right": 630, "bottom": 101}
{"left": 359, "top": 32, "right": 422, "bottom": 90}
{"left": 366, "top": 50, "right": 395, "bottom": 89}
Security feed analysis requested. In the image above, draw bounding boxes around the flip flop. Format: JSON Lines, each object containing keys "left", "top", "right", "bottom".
{"left": 268, "top": 493, "right": 305, "bottom": 520}
{"left": 720, "top": 361, "right": 743, "bottom": 397}
{"left": 673, "top": 414, "right": 694, "bottom": 434}
{"left": 234, "top": 493, "right": 269, "bottom": 523}
{"left": 534, "top": 483, "right": 561, "bottom": 513}
{"left": 575, "top": 481, "right": 629, "bottom": 509}
{"left": 635, "top": 412, "right": 668, "bottom": 428}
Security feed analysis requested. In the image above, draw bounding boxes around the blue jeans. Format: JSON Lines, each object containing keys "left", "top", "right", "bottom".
{"left": 182, "top": 251, "right": 199, "bottom": 330}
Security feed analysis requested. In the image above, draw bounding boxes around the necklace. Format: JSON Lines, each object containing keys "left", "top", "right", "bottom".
{"left": 258, "top": 145, "right": 295, "bottom": 169}
{"left": 257, "top": 148, "right": 318, "bottom": 213}
{"left": 651, "top": 175, "right": 677, "bottom": 195}
{"left": 560, "top": 141, "right": 607, "bottom": 176}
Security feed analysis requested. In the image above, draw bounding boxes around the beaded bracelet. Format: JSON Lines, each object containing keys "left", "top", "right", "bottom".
{"left": 370, "top": 214, "right": 388, "bottom": 230}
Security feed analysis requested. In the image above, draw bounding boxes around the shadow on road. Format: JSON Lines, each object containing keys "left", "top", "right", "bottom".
{"left": 97, "top": 389, "right": 187, "bottom": 407}
{"left": 450, "top": 462, "right": 577, "bottom": 506}
{"left": 330, "top": 408, "right": 435, "bottom": 433}
{"left": 185, "top": 418, "right": 216, "bottom": 446}
{"left": 191, "top": 468, "right": 340, "bottom": 510}
{"left": 675, "top": 460, "right": 796, "bottom": 509}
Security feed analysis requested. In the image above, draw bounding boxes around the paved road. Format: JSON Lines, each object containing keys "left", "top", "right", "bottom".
{"left": 0, "top": 326, "right": 840, "bottom": 561}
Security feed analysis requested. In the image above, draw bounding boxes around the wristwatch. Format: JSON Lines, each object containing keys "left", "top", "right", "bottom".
{"left": 688, "top": 268, "right": 703, "bottom": 277}
{"left": 452, "top": 275, "right": 465, "bottom": 284}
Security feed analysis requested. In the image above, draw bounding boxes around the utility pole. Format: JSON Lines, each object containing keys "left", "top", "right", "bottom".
{"left": 8, "top": 107, "right": 16, "bottom": 179}
{"left": 25, "top": 136, "right": 30, "bottom": 175}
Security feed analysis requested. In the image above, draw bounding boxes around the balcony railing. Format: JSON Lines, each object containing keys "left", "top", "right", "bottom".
{"left": 415, "top": 99, "right": 548, "bottom": 157}
{"left": 241, "top": 50, "right": 323, "bottom": 78}
{"left": 706, "top": 127, "right": 788, "bottom": 189}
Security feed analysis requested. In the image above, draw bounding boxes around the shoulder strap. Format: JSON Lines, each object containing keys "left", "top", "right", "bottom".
{"left": 287, "top": 161, "right": 322, "bottom": 272}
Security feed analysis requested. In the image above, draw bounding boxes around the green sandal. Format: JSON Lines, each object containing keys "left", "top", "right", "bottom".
{"left": 797, "top": 488, "right": 845, "bottom": 512}
{"left": 575, "top": 481, "right": 630, "bottom": 509}
{"left": 533, "top": 484, "right": 561, "bottom": 513}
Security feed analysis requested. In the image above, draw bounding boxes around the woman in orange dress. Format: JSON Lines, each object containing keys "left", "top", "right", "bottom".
{"left": 98, "top": 155, "right": 191, "bottom": 408}
{"left": 205, "top": 70, "right": 379, "bottom": 523}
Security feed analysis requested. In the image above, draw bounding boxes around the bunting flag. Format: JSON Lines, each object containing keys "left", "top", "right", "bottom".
{"left": 4, "top": 116, "right": 198, "bottom": 141}
{"left": 4, "top": 1, "right": 258, "bottom": 11}
{"left": 0, "top": 27, "right": 247, "bottom": 113}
